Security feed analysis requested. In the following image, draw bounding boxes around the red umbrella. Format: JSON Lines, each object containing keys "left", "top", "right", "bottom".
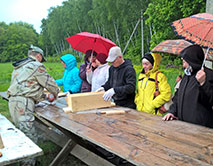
{"left": 66, "top": 32, "right": 117, "bottom": 55}
{"left": 171, "top": 13, "right": 213, "bottom": 61}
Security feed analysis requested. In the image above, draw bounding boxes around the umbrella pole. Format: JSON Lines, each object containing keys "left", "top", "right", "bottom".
{"left": 89, "top": 51, "right": 94, "bottom": 69}
{"left": 89, "top": 39, "right": 97, "bottom": 68}
{"left": 201, "top": 47, "right": 210, "bottom": 69}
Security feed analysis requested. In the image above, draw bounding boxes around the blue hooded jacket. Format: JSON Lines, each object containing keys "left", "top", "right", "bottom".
{"left": 56, "top": 54, "right": 82, "bottom": 93}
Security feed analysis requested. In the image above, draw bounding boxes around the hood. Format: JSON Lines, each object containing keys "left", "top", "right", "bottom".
{"left": 12, "top": 57, "right": 35, "bottom": 69}
{"left": 60, "top": 54, "right": 77, "bottom": 70}
{"left": 115, "top": 59, "right": 133, "bottom": 69}
{"left": 142, "top": 53, "right": 161, "bottom": 74}
{"left": 180, "top": 45, "right": 204, "bottom": 72}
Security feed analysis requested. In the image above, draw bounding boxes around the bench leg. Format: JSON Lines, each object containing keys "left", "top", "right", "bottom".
{"left": 49, "top": 139, "right": 76, "bottom": 166}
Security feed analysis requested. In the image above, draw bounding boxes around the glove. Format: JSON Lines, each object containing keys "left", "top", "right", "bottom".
{"left": 95, "top": 87, "right": 105, "bottom": 92}
{"left": 103, "top": 88, "right": 115, "bottom": 101}
{"left": 65, "top": 90, "right": 72, "bottom": 95}
{"left": 46, "top": 94, "right": 55, "bottom": 102}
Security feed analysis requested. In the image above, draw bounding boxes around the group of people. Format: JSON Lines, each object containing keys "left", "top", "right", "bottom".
{"left": 6, "top": 43, "right": 213, "bottom": 165}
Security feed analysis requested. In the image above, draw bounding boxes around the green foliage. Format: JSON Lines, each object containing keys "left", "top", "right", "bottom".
{"left": 0, "top": 1, "right": 207, "bottom": 67}
{"left": 0, "top": 22, "right": 39, "bottom": 62}
{"left": 47, "top": 49, "right": 83, "bottom": 63}
{"left": 144, "top": 0, "right": 206, "bottom": 50}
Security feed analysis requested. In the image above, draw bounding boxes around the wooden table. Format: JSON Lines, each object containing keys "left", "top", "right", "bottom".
{"left": 0, "top": 114, "right": 43, "bottom": 166}
{"left": 35, "top": 97, "right": 213, "bottom": 166}
{"left": 1, "top": 92, "right": 213, "bottom": 166}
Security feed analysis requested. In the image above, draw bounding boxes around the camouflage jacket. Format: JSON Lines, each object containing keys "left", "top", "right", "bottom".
{"left": 7, "top": 56, "right": 60, "bottom": 103}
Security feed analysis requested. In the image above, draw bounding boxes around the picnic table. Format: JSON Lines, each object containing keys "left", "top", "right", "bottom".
{"left": 1, "top": 92, "right": 213, "bottom": 166}
{"left": 0, "top": 114, "right": 43, "bottom": 166}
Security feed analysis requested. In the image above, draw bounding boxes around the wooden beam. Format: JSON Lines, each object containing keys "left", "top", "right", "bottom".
{"left": 49, "top": 139, "right": 76, "bottom": 166}
{"left": 63, "top": 91, "right": 114, "bottom": 113}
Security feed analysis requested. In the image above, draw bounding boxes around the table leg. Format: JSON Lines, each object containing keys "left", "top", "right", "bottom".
{"left": 49, "top": 139, "right": 76, "bottom": 166}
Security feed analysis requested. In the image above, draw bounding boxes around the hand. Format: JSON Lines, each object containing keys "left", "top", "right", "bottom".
{"left": 86, "top": 65, "right": 92, "bottom": 73}
{"left": 95, "top": 87, "right": 104, "bottom": 92}
{"left": 176, "top": 74, "right": 182, "bottom": 83}
{"left": 195, "top": 69, "right": 206, "bottom": 86}
{"left": 103, "top": 88, "right": 115, "bottom": 101}
{"left": 162, "top": 113, "right": 178, "bottom": 121}
{"left": 65, "top": 90, "right": 72, "bottom": 96}
{"left": 46, "top": 94, "right": 55, "bottom": 102}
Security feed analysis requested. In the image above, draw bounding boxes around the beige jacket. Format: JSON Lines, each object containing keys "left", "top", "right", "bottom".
{"left": 7, "top": 56, "right": 59, "bottom": 103}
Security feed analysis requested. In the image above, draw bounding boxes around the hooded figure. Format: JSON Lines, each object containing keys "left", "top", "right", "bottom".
{"left": 135, "top": 52, "right": 171, "bottom": 115}
{"left": 164, "top": 45, "right": 213, "bottom": 128}
{"left": 56, "top": 54, "right": 82, "bottom": 93}
{"left": 79, "top": 50, "right": 97, "bottom": 92}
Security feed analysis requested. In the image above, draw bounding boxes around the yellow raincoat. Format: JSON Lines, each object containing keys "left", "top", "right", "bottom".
{"left": 135, "top": 53, "right": 171, "bottom": 115}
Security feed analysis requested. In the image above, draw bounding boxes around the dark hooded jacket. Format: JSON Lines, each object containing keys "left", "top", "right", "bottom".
{"left": 102, "top": 59, "right": 136, "bottom": 109}
{"left": 79, "top": 50, "right": 97, "bottom": 92}
{"left": 169, "top": 45, "right": 213, "bottom": 128}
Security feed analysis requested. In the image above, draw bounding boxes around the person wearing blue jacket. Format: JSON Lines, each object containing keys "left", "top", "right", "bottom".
{"left": 56, "top": 54, "right": 82, "bottom": 93}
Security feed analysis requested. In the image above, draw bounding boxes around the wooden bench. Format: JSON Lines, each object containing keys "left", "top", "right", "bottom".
{"left": 0, "top": 114, "right": 43, "bottom": 166}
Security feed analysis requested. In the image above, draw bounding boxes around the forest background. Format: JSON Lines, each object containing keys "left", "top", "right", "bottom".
{"left": 0, "top": 0, "right": 206, "bottom": 65}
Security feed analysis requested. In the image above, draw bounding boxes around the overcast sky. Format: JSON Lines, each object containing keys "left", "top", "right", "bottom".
{"left": 0, "top": 0, "right": 66, "bottom": 33}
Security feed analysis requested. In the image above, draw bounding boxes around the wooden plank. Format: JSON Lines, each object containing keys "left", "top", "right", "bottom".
{"left": 64, "top": 91, "right": 114, "bottom": 113}
{"left": 67, "top": 111, "right": 213, "bottom": 166}
{"left": 35, "top": 104, "right": 213, "bottom": 165}
{"left": 35, "top": 116, "right": 115, "bottom": 166}
{"left": 49, "top": 139, "right": 76, "bottom": 166}
{"left": 0, "top": 134, "right": 4, "bottom": 149}
{"left": 0, "top": 114, "right": 43, "bottom": 165}
{"left": 35, "top": 106, "right": 187, "bottom": 165}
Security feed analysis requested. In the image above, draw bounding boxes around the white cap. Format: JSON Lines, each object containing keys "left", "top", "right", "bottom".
{"left": 106, "top": 46, "right": 122, "bottom": 62}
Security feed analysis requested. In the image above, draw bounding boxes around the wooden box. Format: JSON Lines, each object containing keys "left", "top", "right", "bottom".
{"left": 63, "top": 91, "right": 114, "bottom": 113}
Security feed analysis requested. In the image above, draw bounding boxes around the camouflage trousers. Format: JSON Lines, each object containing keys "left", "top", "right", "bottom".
{"left": 8, "top": 96, "right": 37, "bottom": 166}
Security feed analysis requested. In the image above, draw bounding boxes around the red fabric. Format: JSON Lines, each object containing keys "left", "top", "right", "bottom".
{"left": 66, "top": 32, "right": 116, "bottom": 55}
{"left": 171, "top": 13, "right": 213, "bottom": 49}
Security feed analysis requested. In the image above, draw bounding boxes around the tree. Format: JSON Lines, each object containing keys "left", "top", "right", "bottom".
{"left": 0, "top": 22, "right": 38, "bottom": 62}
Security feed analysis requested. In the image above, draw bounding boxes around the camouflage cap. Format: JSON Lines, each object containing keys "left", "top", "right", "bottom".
{"left": 28, "top": 45, "right": 46, "bottom": 62}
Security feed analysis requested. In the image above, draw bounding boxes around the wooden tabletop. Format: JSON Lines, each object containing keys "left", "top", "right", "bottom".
{"left": 35, "top": 98, "right": 213, "bottom": 166}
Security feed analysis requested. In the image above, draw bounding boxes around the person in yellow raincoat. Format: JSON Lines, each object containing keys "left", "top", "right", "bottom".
{"left": 135, "top": 52, "right": 171, "bottom": 115}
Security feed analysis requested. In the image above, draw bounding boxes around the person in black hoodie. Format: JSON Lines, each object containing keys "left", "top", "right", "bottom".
{"left": 162, "top": 45, "right": 213, "bottom": 128}
{"left": 97, "top": 46, "right": 136, "bottom": 109}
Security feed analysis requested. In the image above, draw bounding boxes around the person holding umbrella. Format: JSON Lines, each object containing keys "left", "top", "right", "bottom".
{"left": 97, "top": 46, "right": 136, "bottom": 109}
{"left": 162, "top": 45, "right": 213, "bottom": 128}
{"left": 86, "top": 53, "right": 110, "bottom": 92}
{"left": 79, "top": 50, "right": 97, "bottom": 92}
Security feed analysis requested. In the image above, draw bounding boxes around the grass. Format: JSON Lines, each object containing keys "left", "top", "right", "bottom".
{"left": 0, "top": 62, "right": 181, "bottom": 165}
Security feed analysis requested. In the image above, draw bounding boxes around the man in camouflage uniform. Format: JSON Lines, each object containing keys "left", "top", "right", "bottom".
{"left": 7, "top": 45, "right": 60, "bottom": 166}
